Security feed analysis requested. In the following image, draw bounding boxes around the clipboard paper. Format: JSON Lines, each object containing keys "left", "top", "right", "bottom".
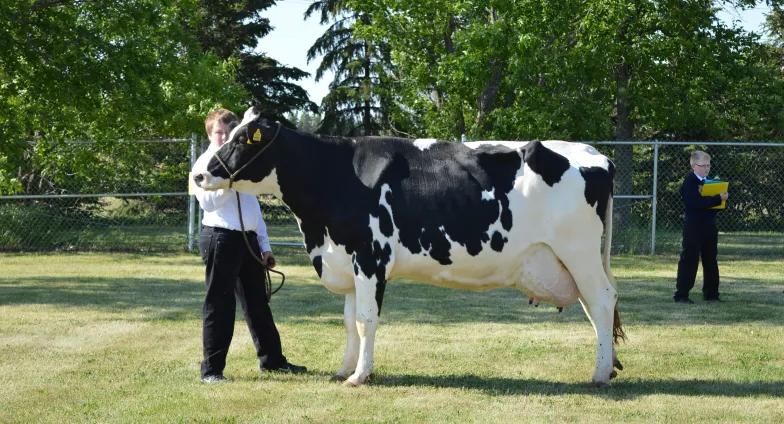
{"left": 700, "top": 180, "right": 728, "bottom": 210}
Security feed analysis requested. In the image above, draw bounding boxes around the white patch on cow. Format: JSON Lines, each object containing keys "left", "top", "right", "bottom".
{"left": 301, "top": 222, "right": 354, "bottom": 295}
{"left": 230, "top": 168, "right": 282, "bottom": 197}
{"left": 464, "top": 140, "right": 530, "bottom": 150}
{"left": 542, "top": 140, "right": 611, "bottom": 170}
{"left": 481, "top": 188, "right": 495, "bottom": 201}
{"left": 412, "top": 138, "right": 438, "bottom": 151}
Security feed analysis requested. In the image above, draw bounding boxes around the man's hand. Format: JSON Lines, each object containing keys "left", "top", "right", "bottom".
{"left": 720, "top": 192, "right": 729, "bottom": 201}
{"left": 261, "top": 251, "right": 276, "bottom": 269}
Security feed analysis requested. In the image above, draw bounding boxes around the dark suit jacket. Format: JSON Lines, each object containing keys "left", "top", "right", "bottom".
{"left": 680, "top": 172, "right": 722, "bottom": 228}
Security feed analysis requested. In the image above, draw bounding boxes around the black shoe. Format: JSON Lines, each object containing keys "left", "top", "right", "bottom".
{"left": 262, "top": 361, "right": 307, "bottom": 374}
{"left": 201, "top": 374, "right": 227, "bottom": 384}
{"left": 674, "top": 297, "right": 694, "bottom": 304}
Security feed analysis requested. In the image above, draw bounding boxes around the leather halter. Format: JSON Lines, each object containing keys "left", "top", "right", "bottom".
{"left": 212, "top": 121, "right": 282, "bottom": 189}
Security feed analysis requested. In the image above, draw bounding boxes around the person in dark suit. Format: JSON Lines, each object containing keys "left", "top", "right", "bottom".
{"left": 674, "top": 151, "right": 729, "bottom": 304}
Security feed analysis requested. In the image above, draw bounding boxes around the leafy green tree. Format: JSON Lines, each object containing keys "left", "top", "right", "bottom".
{"left": 191, "top": 0, "right": 317, "bottom": 125}
{"left": 0, "top": 0, "right": 247, "bottom": 195}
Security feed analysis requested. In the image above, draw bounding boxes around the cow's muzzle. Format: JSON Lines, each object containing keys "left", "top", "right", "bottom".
{"left": 193, "top": 172, "right": 227, "bottom": 190}
{"left": 192, "top": 173, "right": 205, "bottom": 186}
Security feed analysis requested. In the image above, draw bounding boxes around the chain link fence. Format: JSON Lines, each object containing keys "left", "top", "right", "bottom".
{"left": 600, "top": 141, "right": 784, "bottom": 256}
{"left": 1, "top": 139, "right": 782, "bottom": 256}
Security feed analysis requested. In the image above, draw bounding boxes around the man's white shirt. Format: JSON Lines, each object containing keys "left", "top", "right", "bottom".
{"left": 192, "top": 149, "right": 271, "bottom": 252}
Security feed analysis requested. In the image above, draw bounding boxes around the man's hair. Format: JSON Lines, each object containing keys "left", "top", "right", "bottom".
{"left": 690, "top": 150, "right": 711, "bottom": 165}
{"left": 205, "top": 108, "right": 239, "bottom": 135}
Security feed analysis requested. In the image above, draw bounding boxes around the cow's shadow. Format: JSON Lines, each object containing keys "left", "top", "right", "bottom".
{"left": 370, "top": 373, "right": 784, "bottom": 399}
{"left": 280, "top": 275, "right": 784, "bottom": 326}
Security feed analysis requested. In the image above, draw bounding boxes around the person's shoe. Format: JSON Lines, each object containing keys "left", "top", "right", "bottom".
{"left": 201, "top": 374, "right": 227, "bottom": 384}
{"left": 674, "top": 297, "right": 694, "bottom": 304}
{"left": 262, "top": 361, "right": 307, "bottom": 374}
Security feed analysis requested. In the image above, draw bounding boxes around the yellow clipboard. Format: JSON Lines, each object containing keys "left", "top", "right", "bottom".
{"left": 700, "top": 181, "right": 728, "bottom": 210}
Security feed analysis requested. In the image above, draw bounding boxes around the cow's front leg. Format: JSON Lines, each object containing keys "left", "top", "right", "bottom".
{"left": 333, "top": 292, "right": 359, "bottom": 381}
{"left": 344, "top": 249, "right": 389, "bottom": 387}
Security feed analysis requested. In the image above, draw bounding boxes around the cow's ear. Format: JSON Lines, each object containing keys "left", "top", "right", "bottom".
{"left": 352, "top": 148, "right": 393, "bottom": 189}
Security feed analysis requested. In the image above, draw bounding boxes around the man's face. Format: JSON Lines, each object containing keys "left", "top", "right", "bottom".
{"left": 208, "top": 123, "right": 229, "bottom": 147}
{"left": 691, "top": 159, "right": 711, "bottom": 179}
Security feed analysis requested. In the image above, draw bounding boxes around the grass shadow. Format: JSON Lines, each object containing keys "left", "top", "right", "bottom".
{"left": 0, "top": 276, "right": 203, "bottom": 320}
{"left": 373, "top": 373, "right": 784, "bottom": 399}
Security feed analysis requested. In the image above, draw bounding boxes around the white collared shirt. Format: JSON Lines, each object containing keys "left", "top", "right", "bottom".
{"left": 192, "top": 150, "right": 271, "bottom": 252}
{"left": 694, "top": 172, "right": 706, "bottom": 182}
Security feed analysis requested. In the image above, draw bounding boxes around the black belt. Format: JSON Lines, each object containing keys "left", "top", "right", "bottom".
{"left": 202, "top": 225, "right": 256, "bottom": 236}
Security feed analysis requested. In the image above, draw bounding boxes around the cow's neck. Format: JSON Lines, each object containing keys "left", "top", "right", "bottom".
{"left": 272, "top": 129, "right": 355, "bottom": 224}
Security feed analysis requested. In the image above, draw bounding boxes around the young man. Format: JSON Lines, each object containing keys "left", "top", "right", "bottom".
{"left": 674, "top": 150, "right": 729, "bottom": 304}
{"left": 192, "top": 108, "right": 306, "bottom": 383}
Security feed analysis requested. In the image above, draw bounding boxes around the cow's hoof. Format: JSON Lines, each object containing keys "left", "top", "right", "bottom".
{"left": 342, "top": 373, "right": 374, "bottom": 387}
{"left": 610, "top": 370, "right": 618, "bottom": 380}
{"left": 342, "top": 378, "right": 360, "bottom": 387}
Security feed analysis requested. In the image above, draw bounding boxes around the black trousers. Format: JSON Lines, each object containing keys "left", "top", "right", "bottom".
{"left": 675, "top": 223, "right": 720, "bottom": 300}
{"left": 199, "top": 226, "right": 285, "bottom": 377}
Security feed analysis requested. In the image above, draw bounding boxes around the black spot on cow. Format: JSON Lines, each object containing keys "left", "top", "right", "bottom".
{"left": 208, "top": 123, "right": 524, "bottom": 268}
{"left": 580, "top": 163, "right": 615, "bottom": 224}
{"left": 312, "top": 255, "right": 323, "bottom": 277}
{"left": 522, "top": 141, "right": 570, "bottom": 186}
{"left": 376, "top": 205, "right": 393, "bottom": 237}
{"left": 490, "top": 231, "right": 506, "bottom": 252}
{"left": 353, "top": 241, "right": 393, "bottom": 314}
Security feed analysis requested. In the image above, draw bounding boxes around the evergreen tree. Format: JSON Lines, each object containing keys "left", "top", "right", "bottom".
{"left": 192, "top": 0, "right": 317, "bottom": 124}
{"left": 305, "top": 0, "right": 396, "bottom": 136}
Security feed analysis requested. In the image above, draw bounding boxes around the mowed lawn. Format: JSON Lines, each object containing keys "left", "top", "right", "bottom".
{"left": 1, "top": 247, "right": 783, "bottom": 423}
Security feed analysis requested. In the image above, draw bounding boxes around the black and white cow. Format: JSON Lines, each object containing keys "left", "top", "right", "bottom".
{"left": 193, "top": 106, "right": 625, "bottom": 386}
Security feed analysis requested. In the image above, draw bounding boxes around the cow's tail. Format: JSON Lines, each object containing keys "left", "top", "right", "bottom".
{"left": 602, "top": 194, "right": 614, "bottom": 285}
{"left": 603, "top": 192, "right": 626, "bottom": 344}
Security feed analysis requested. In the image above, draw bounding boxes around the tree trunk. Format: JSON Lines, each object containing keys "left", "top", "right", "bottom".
{"left": 363, "top": 40, "right": 373, "bottom": 135}
{"left": 474, "top": 8, "right": 504, "bottom": 131}
{"left": 614, "top": 59, "right": 634, "bottom": 238}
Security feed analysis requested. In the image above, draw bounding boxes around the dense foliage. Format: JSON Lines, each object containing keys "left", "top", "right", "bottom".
{"left": 0, "top": 0, "right": 247, "bottom": 195}
{"left": 191, "top": 0, "right": 317, "bottom": 125}
{"left": 1, "top": 1, "right": 782, "bottom": 237}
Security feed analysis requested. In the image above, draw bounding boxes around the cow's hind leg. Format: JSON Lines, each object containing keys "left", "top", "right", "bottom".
{"left": 332, "top": 292, "right": 360, "bottom": 381}
{"left": 555, "top": 248, "right": 617, "bottom": 386}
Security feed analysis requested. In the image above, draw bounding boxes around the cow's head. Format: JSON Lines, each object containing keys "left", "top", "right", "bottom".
{"left": 192, "top": 106, "right": 281, "bottom": 195}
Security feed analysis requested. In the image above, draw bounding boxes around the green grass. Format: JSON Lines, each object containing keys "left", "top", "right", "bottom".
{"left": 1, "top": 249, "right": 783, "bottom": 423}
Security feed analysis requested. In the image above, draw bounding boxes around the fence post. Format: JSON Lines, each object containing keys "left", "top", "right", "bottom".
{"left": 187, "top": 133, "right": 198, "bottom": 252}
{"left": 651, "top": 141, "right": 659, "bottom": 254}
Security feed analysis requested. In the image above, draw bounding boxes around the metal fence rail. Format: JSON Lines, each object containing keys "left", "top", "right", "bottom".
{"left": 596, "top": 141, "right": 784, "bottom": 255}
{"left": 1, "top": 139, "right": 782, "bottom": 255}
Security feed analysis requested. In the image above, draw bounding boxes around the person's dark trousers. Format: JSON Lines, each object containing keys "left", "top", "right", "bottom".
{"left": 675, "top": 223, "right": 720, "bottom": 301}
{"left": 199, "top": 225, "right": 286, "bottom": 378}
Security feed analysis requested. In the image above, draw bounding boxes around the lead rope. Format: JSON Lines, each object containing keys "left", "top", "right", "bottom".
{"left": 236, "top": 191, "right": 285, "bottom": 300}
{"left": 210, "top": 122, "right": 284, "bottom": 300}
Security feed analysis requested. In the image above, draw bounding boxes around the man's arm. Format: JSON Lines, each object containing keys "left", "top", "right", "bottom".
{"left": 191, "top": 151, "right": 233, "bottom": 211}
{"left": 256, "top": 213, "right": 275, "bottom": 268}
{"left": 682, "top": 177, "right": 722, "bottom": 210}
